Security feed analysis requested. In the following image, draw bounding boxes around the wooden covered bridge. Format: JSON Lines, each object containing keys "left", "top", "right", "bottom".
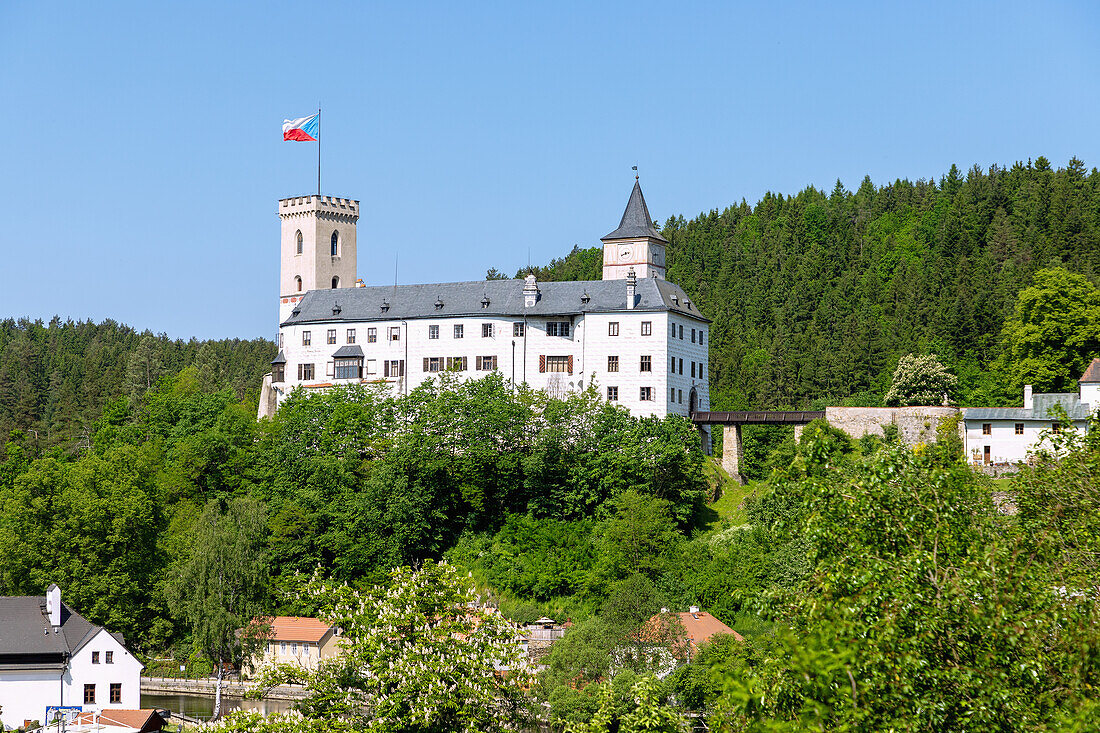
{"left": 691, "top": 410, "right": 825, "bottom": 484}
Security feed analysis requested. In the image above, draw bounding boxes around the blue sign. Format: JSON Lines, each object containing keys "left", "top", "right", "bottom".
{"left": 45, "top": 706, "right": 82, "bottom": 723}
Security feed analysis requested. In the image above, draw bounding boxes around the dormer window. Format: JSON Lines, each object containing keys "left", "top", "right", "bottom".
{"left": 381, "top": 299, "right": 389, "bottom": 313}
{"left": 330, "top": 231, "right": 339, "bottom": 256}
{"left": 481, "top": 295, "right": 490, "bottom": 309}
{"left": 435, "top": 298, "right": 444, "bottom": 310}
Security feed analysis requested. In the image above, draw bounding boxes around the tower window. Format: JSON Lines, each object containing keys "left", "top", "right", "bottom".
{"left": 295, "top": 276, "right": 302, "bottom": 292}
{"left": 640, "top": 355, "right": 652, "bottom": 372}
{"left": 296, "top": 230, "right": 303, "bottom": 255}
{"left": 331, "top": 231, "right": 339, "bottom": 256}
{"left": 641, "top": 321, "right": 652, "bottom": 336}
{"left": 332, "top": 276, "right": 339, "bottom": 289}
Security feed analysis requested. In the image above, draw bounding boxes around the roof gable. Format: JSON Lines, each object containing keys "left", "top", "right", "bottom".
{"left": 1081, "top": 357, "right": 1100, "bottom": 383}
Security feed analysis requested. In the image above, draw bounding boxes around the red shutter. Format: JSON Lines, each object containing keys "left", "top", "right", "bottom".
{"left": 567, "top": 355, "right": 574, "bottom": 375}
{"left": 539, "top": 355, "right": 546, "bottom": 373}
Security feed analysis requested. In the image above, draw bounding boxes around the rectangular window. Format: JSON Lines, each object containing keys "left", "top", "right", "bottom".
{"left": 546, "top": 321, "right": 571, "bottom": 337}
{"left": 482, "top": 323, "right": 493, "bottom": 338}
{"left": 476, "top": 355, "right": 498, "bottom": 371}
{"left": 368, "top": 327, "right": 377, "bottom": 343}
{"left": 982, "top": 423, "right": 992, "bottom": 435}
{"left": 640, "top": 386, "right": 653, "bottom": 401}
{"left": 1052, "top": 422, "right": 1063, "bottom": 434}
{"left": 700, "top": 331, "right": 705, "bottom": 344}
{"left": 691, "top": 362, "right": 696, "bottom": 379}
{"left": 699, "top": 362, "right": 704, "bottom": 379}
{"left": 302, "top": 331, "right": 311, "bottom": 346}
{"left": 365, "top": 359, "right": 377, "bottom": 375}
{"left": 513, "top": 322, "right": 525, "bottom": 337}
{"left": 106, "top": 651, "right": 113, "bottom": 664}
{"left": 335, "top": 358, "right": 362, "bottom": 380}
{"left": 609, "top": 322, "right": 619, "bottom": 336}
{"left": 110, "top": 683, "right": 121, "bottom": 704}
{"left": 292, "top": 643, "right": 298, "bottom": 654}
{"left": 429, "top": 325, "right": 440, "bottom": 340}
{"left": 670, "top": 357, "right": 675, "bottom": 374}
{"left": 92, "top": 652, "right": 100, "bottom": 664}
{"left": 679, "top": 325, "right": 683, "bottom": 340}
{"left": 670, "top": 323, "right": 676, "bottom": 338}
{"left": 272, "top": 362, "right": 284, "bottom": 382}
{"left": 640, "top": 355, "right": 652, "bottom": 372}
{"left": 326, "top": 361, "right": 335, "bottom": 377}
{"left": 389, "top": 326, "right": 401, "bottom": 341}
{"left": 671, "top": 387, "right": 676, "bottom": 402}
{"left": 327, "top": 329, "right": 336, "bottom": 345}
{"left": 446, "top": 356, "right": 468, "bottom": 371}
{"left": 84, "top": 685, "right": 96, "bottom": 704}
{"left": 298, "top": 363, "right": 315, "bottom": 380}
{"left": 678, "top": 389, "right": 683, "bottom": 404}
{"left": 641, "top": 321, "right": 652, "bottom": 336}
{"left": 691, "top": 328, "right": 696, "bottom": 343}
{"left": 454, "top": 324, "right": 464, "bottom": 339}
{"left": 607, "top": 386, "right": 618, "bottom": 401}
{"left": 424, "top": 357, "right": 443, "bottom": 372}
{"left": 281, "top": 642, "right": 286, "bottom": 653}
{"left": 679, "top": 358, "right": 683, "bottom": 375}
{"left": 385, "top": 360, "right": 405, "bottom": 377}
{"left": 1015, "top": 423, "right": 1024, "bottom": 435}
{"left": 607, "top": 356, "right": 619, "bottom": 372}
{"left": 278, "top": 333, "right": 284, "bottom": 348}
{"left": 545, "top": 356, "right": 570, "bottom": 372}
{"left": 347, "top": 328, "right": 356, "bottom": 344}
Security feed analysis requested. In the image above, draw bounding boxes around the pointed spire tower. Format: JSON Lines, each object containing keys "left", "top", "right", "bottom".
{"left": 601, "top": 176, "right": 668, "bottom": 280}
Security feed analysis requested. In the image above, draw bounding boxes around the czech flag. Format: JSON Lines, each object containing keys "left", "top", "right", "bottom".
{"left": 283, "top": 113, "right": 318, "bottom": 142}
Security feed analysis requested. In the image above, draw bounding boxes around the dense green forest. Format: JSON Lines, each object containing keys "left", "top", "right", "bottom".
{"left": 0, "top": 318, "right": 275, "bottom": 451}
{"left": 2, "top": 158, "right": 1100, "bottom": 731}
{"left": 515, "top": 157, "right": 1100, "bottom": 409}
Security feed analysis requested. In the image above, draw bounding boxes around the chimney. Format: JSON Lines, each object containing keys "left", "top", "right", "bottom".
{"left": 523, "top": 274, "right": 539, "bottom": 308}
{"left": 1024, "top": 385, "right": 1033, "bottom": 409}
{"left": 46, "top": 583, "right": 61, "bottom": 628}
{"left": 626, "top": 268, "right": 637, "bottom": 310}
{"left": 689, "top": 605, "right": 699, "bottom": 614}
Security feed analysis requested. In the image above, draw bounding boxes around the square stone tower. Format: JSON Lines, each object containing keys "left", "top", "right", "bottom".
{"left": 279, "top": 195, "right": 360, "bottom": 323}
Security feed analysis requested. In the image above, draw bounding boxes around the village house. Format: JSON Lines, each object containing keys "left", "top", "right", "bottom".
{"left": 962, "top": 358, "right": 1099, "bottom": 466}
{"left": 614, "top": 606, "right": 741, "bottom": 679}
{"left": 68, "top": 709, "right": 167, "bottom": 733}
{"left": 245, "top": 617, "right": 343, "bottom": 677}
{"left": 0, "top": 585, "right": 143, "bottom": 730}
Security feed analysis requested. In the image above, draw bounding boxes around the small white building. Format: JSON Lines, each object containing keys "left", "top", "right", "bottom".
{"left": 258, "top": 180, "right": 711, "bottom": 434}
{"left": 0, "top": 585, "right": 143, "bottom": 730}
{"left": 962, "top": 358, "right": 1099, "bottom": 465}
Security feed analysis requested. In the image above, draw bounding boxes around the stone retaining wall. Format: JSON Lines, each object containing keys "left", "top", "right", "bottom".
{"left": 825, "top": 406, "right": 960, "bottom": 445}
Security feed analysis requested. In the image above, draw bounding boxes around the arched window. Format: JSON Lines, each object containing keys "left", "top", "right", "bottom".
{"left": 331, "top": 276, "right": 339, "bottom": 289}
{"left": 296, "top": 230, "right": 303, "bottom": 255}
{"left": 330, "top": 231, "right": 339, "bottom": 256}
{"left": 295, "top": 276, "right": 302, "bottom": 292}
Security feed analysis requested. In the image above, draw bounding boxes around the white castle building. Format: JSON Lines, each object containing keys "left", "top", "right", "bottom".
{"left": 258, "top": 180, "right": 711, "bottom": 424}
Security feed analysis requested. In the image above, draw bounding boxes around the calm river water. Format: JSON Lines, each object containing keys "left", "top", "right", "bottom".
{"left": 140, "top": 693, "right": 295, "bottom": 720}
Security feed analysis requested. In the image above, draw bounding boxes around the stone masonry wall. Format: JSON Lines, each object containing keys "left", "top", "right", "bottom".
{"left": 825, "top": 406, "right": 961, "bottom": 445}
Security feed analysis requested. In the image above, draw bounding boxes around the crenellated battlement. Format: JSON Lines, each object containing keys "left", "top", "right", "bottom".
{"left": 279, "top": 195, "right": 360, "bottom": 219}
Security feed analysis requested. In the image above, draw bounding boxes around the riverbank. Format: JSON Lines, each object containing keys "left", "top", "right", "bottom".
{"left": 141, "top": 676, "right": 308, "bottom": 701}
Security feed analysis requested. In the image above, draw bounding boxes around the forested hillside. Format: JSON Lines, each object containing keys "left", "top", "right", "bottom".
{"left": 518, "top": 157, "right": 1100, "bottom": 410}
{"left": 0, "top": 318, "right": 275, "bottom": 450}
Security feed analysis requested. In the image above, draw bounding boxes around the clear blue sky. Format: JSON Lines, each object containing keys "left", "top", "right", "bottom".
{"left": 2, "top": 1, "right": 1098, "bottom": 340}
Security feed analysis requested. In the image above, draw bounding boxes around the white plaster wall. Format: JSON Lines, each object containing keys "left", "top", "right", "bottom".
{"left": 0, "top": 670, "right": 64, "bottom": 728}
{"left": 667, "top": 317, "right": 710, "bottom": 418}
{"left": 278, "top": 196, "right": 359, "bottom": 324}
{"left": 964, "top": 418, "right": 1090, "bottom": 464}
{"left": 64, "top": 629, "right": 143, "bottom": 712}
{"left": 273, "top": 309, "right": 710, "bottom": 423}
{"left": 602, "top": 239, "right": 667, "bottom": 280}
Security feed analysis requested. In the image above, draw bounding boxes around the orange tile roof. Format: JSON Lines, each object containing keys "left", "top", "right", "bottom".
{"left": 676, "top": 610, "right": 743, "bottom": 649}
{"left": 72, "top": 710, "right": 163, "bottom": 732}
{"left": 1082, "top": 358, "right": 1100, "bottom": 383}
{"left": 257, "top": 616, "right": 333, "bottom": 643}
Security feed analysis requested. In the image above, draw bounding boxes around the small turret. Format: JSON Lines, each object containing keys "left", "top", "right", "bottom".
{"left": 626, "top": 268, "right": 637, "bottom": 309}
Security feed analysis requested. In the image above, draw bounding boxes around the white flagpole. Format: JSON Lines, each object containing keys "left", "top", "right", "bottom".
{"left": 317, "top": 105, "right": 321, "bottom": 198}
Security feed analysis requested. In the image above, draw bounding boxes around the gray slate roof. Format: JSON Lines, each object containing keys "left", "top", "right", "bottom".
{"left": 283, "top": 277, "right": 708, "bottom": 327}
{"left": 0, "top": 597, "right": 104, "bottom": 668}
{"left": 601, "top": 180, "right": 669, "bottom": 243}
{"left": 332, "top": 344, "right": 364, "bottom": 358}
{"left": 963, "top": 392, "right": 1095, "bottom": 421}
{"left": 0, "top": 597, "right": 67, "bottom": 664}
{"left": 271, "top": 350, "right": 287, "bottom": 364}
